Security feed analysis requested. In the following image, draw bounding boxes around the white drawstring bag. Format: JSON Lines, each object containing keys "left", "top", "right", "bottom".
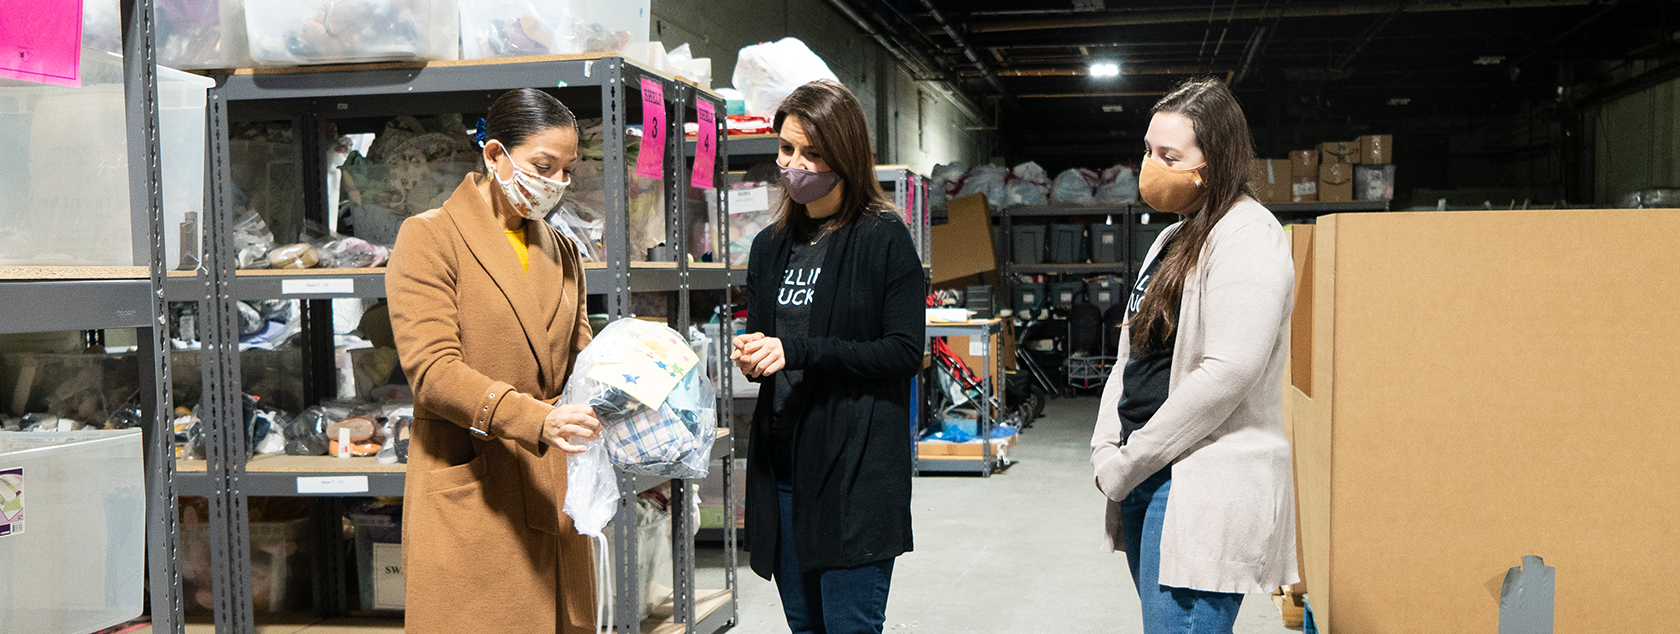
{"left": 562, "top": 319, "right": 717, "bottom": 633}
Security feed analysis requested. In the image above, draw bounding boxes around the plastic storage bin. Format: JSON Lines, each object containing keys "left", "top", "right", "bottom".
{"left": 246, "top": 0, "right": 461, "bottom": 66}
{"left": 1089, "top": 223, "right": 1121, "bottom": 263}
{"left": 181, "top": 515, "right": 312, "bottom": 614}
{"left": 1049, "top": 224, "right": 1085, "bottom": 264}
{"left": 965, "top": 284, "right": 994, "bottom": 319}
{"left": 351, "top": 512, "right": 405, "bottom": 612}
{"left": 1048, "top": 280, "right": 1085, "bottom": 307}
{"left": 0, "top": 430, "right": 144, "bottom": 634}
{"left": 459, "top": 0, "right": 651, "bottom": 60}
{"left": 0, "top": 52, "right": 213, "bottom": 267}
{"left": 1012, "top": 282, "right": 1046, "bottom": 312}
{"left": 1133, "top": 221, "right": 1168, "bottom": 267}
{"left": 1089, "top": 278, "right": 1125, "bottom": 313}
{"left": 158, "top": 0, "right": 254, "bottom": 69}
{"left": 1012, "top": 225, "right": 1046, "bottom": 265}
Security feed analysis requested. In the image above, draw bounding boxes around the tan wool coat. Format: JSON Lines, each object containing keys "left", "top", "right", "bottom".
{"left": 388, "top": 174, "right": 596, "bottom": 634}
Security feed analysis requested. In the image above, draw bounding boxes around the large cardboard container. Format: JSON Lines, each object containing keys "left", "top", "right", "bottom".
{"left": 1318, "top": 163, "right": 1354, "bottom": 203}
{"left": 1250, "top": 159, "right": 1292, "bottom": 204}
{"left": 932, "top": 193, "right": 998, "bottom": 285}
{"left": 1288, "top": 210, "right": 1680, "bottom": 634}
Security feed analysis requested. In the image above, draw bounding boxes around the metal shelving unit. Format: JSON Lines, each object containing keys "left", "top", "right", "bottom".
{"left": 176, "top": 56, "right": 736, "bottom": 634}
{"left": 0, "top": 0, "right": 185, "bottom": 631}
{"left": 919, "top": 319, "right": 1005, "bottom": 476}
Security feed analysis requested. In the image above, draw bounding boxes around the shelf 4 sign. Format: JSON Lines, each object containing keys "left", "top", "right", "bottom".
{"left": 0, "top": 0, "right": 84, "bottom": 88}
{"left": 636, "top": 78, "right": 665, "bottom": 180}
{"left": 691, "top": 99, "right": 717, "bottom": 190}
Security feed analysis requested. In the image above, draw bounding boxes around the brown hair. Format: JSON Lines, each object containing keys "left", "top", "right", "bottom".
{"left": 1130, "top": 78, "right": 1258, "bottom": 350}
{"left": 771, "top": 80, "right": 893, "bottom": 238}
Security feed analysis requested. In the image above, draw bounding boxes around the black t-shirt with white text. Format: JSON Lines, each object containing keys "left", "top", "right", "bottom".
{"left": 769, "top": 235, "right": 830, "bottom": 440}
{"left": 1118, "top": 234, "right": 1178, "bottom": 445}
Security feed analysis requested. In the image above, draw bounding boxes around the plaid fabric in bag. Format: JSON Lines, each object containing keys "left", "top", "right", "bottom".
{"left": 601, "top": 403, "right": 698, "bottom": 466}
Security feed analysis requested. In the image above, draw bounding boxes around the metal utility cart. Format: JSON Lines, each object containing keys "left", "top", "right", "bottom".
{"left": 919, "top": 319, "right": 1006, "bottom": 476}
{"left": 165, "top": 56, "right": 738, "bottom": 634}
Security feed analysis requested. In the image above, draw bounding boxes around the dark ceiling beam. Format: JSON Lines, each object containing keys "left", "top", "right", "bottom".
{"left": 818, "top": 0, "right": 986, "bottom": 121}
{"left": 917, "top": 0, "right": 1019, "bottom": 108}
{"left": 958, "top": 65, "right": 1231, "bottom": 77}
{"left": 964, "top": 0, "right": 1603, "bottom": 34}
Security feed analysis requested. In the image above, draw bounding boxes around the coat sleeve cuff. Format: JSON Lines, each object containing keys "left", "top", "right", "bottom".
{"left": 1095, "top": 451, "right": 1139, "bottom": 502}
{"left": 477, "top": 381, "right": 551, "bottom": 457}
{"left": 781, "top": 337, "right": 809, "bottom": 370}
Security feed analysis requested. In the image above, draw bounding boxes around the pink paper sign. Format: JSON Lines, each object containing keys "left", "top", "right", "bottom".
{"left": 0, "top": 0, "right": 84, "bottom": 88}
{"left": 636, "top": 78, "right": 666, "bottom": 180}
{"left": 690, "top": 99, "right": 717, "bottom": 190}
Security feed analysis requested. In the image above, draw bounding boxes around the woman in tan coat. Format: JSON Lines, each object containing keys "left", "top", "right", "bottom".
{"left": 387, "top": 88, "right": 602, "bottom": 634}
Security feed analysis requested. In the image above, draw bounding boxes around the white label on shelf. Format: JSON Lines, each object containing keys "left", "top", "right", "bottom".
{"left": 1293, "top": 182, "right": 1318, "bottom": 196}
{"left": 969, "top": 341, "right": 985, "bottom": 357}
{"left": 281, "top": 278, "right": 354, "bottom": 295}
{"left": 371, "top": 543, "right": 406, "bottom": 610}
{"left": 1102, "top": 234, "right": 1115, "bottom": 244}
{"left": 296, "top": 475, "right": 369, "bottom": 494}
{"left": 728, "top": 187, "right": 771, "bottom": 214}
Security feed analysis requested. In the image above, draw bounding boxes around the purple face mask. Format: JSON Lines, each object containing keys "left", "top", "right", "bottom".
{"left": 779, "top": 163, "right": 842, "bottom": 205}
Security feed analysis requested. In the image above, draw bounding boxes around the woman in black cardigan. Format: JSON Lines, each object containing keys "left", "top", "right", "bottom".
{"left": 731, "top": 80, "right": 926, "bottom": 634}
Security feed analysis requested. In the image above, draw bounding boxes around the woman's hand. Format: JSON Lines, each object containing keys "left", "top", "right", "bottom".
{"left": 543, "top": 404, "right": 602, "bottom": 454}
{"left": 733, "top": 334, "right": 786, "bottom": 377}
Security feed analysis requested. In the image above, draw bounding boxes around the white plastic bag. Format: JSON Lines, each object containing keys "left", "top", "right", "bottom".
{"left": 1094, "top": 164, "right": 1139, "bottom": 205}
{"left": 731, "top": 38, "right": 839, "bottom": 117}
{"left": 956, "top": 164, "right": 1009, "bottom": 206}
{"left": 666, "top": 43, "right": 714, "bottom": 90}
{"left": 563, "top": 319, "right": 716, "bottom": 535}
{"left": 1002, "top": 161, "right": 1050, "bottom": 207}
{"left": 930, "top": 162, "right": 967, "bottom": 209}
{"left": 1051, "top": 168, "right": 1101, "bottom": 205}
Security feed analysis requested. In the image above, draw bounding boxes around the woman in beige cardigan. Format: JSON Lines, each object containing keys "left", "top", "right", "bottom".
{"left": 1091, "top": 78, "right": 1299, "bottom": 633}
{"left": 388, "top": 88, "right": 602, "bottom": 634}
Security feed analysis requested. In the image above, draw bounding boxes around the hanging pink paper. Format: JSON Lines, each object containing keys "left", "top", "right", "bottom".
{"left": 636, "top": 78, "right": 666, "bottom": 180}
{"left": 690, "top": 99, "right": 717, "bottom": 190}
{"left": 0, "top": 0, "right": 84, "bottom": 88}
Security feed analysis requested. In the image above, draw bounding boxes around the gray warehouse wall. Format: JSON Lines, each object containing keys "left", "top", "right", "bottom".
{"left": 650, "top": 0, "right": 991, "bottom": 175}
{"left": 1593, "top": 73, "right": 1680, "bottom": 205}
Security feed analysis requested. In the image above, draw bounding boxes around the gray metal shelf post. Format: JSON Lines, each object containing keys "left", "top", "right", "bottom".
{"left": 118, "top": 0, "right": 187, "bottom": 629}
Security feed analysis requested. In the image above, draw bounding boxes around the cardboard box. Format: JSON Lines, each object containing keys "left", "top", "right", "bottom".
{"left": 1318, "top": 163, "right": 1354, "bottom": 203}
{"left": 1291, "top": 209, "right": 1680, "bottom": 634}
{"left": 1290, "top": 150, "right": 1319, "bottom": 203}
{"left": 1250, "top": 158, "right": 1292, "bottom": 204}
{"left": 1318, "top": 141, "right": 1357, "bottom": 164}
{"left": 931, "top": 193, "right": 997, "bottom": 285}
{"left": 1357, "top": 134, "right": 1392, "bottom": 164}
{"left": 1352, "top": 164, "right": 1395, "bottom": 201}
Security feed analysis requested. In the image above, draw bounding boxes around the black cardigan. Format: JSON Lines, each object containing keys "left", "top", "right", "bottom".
{"left": 744, "top": 210, "right": 926, "bottom": 579}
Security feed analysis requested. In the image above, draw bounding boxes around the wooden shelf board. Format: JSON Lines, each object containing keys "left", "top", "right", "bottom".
{"left": 642, "top": 589, "right": 734, "bottom": 634}
{"left": 236, "top": 268, "right": 386, "bottom": 277}
{"left": 0, "top": 265, "right": 148, "bottom": 280}
{"left": 180, "top": 455, "right": 407, "bottom": 474}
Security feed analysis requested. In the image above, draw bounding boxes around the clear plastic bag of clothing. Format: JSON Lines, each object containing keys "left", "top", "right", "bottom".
{"left": 563, "top": 319, "right": 716, "bottom": 537}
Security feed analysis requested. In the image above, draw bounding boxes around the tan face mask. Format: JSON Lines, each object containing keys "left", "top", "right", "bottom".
{"left": 1139, "top": 155, "right": 1208, "bottom": 214}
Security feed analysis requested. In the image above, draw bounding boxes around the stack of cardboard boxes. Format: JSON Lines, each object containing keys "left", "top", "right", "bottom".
{"left": 1251, "top": 134, "right": 1395, "bottom": 204}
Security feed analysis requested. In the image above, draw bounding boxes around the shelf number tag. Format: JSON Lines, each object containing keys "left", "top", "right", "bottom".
{"left": 297, "top": 476, "right": 369, "bottom": 494}
{"left": 691, "top": 99, "right": 717, "bottom": 190}
{"left": 636, "top": 78, "right": 666, "bottom": 179}
{"left": 281, "top": 278, "right": 354, "bottom": 295}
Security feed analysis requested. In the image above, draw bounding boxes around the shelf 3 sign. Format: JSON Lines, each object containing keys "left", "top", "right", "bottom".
{"left": 636, "top": 78, "right": 666, "bottom": 180}
{"left": 0, "top": 0, "right": 83, "bottom": 88}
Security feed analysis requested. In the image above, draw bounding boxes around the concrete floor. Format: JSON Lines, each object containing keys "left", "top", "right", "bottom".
{"left": 706, "top": 396, "right": 1299, "bottom": 634}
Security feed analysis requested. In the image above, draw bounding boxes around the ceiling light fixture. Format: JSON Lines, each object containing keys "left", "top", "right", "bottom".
{"left": 1388, "top": 98, "right": 1412, "bottom": 106}
{"left": 1474, "top": 56, "right": 1505, "bottom": 66}
{"left": 1089, "top": 62, "right": 1121, "bottom": 78}
{"left": 1102, "top": 104, "right": 1124, "bottom": 112}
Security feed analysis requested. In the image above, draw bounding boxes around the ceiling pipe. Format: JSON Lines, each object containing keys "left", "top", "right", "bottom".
{"left": 1232, "top": 25, "right": 1268, "bottom": 85}
{"left": 965, "top": 0, "right": 1600, "bottom": 34}
{"left": 819, "top": 0, "right": 986, "bottom": 122}
{"left": 916, "top": 0, "right": 1021, "bottom": 108}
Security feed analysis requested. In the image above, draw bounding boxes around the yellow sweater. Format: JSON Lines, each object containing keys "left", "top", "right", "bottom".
{"left": 504, "top": 228, "right": 528, "bottom": 271}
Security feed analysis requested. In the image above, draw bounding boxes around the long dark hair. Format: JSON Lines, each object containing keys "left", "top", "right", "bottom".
{"left": 1130, "top": 78, "right": 1258, "bottom": 350}
{"left": 484, "top": 88, "right": 576, "bottom": 151}
{"left": 771, "top": 80, "right": 894, "bottom": 238}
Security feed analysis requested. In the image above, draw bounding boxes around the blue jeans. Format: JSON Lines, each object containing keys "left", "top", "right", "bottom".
{"left": 774, "top": 481, "right": 895, "bottom": 634}
{"left": 1120, "top": 468, "right": 1244, "bottom": 634}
